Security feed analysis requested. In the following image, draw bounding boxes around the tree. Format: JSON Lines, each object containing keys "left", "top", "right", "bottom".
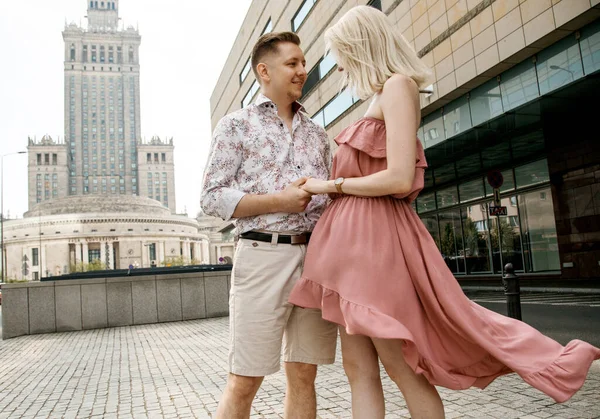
{"left": 440, "top": 222, "right": 457, "bottom": 257}
{"left": 490, "top": 217, "right": 517, "bottom": 252}
{"left": 161, "top": 255, "right": 187, "bottom": 267}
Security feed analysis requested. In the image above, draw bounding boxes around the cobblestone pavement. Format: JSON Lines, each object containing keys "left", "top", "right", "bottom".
{"left": 0, "top": 317, "right": 598, "bottom": 419}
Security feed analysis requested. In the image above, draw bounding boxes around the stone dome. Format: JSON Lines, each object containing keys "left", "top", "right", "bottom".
{"left": 24, "top": 195, "right": 171, "bottom": 218}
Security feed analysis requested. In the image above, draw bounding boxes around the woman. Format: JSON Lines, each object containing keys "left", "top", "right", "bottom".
{"left": 288, "top": 5, "right": 600, "bottom": 419}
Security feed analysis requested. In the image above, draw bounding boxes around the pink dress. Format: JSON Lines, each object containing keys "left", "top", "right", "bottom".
{"left": 288, "top": 116, "right": 600, "bottom": 403}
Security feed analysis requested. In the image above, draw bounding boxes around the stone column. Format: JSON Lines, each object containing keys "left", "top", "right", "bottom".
{"left": 41, "top": 244, "right": 47, "bottom": 277}
{"left": 184, "top": 241, "right": 191, "bottom": 262}
{"left": 82, "top": 242, "right": 89, "bottom": 264}
{"left": 106, "top": 242, "right": 113, "bottom": 270}
{"left": 100, "top": 242, "right": 107, "bottom": 269}
{"left": 202, "top": 240, "right": 209, "bottom": 264}
{"left": 158, "top": 240, "right": 165, "bottom": 265}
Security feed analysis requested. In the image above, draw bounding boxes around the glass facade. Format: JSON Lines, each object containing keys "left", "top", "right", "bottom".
{"left": 415, "top": 159, "right": 559, "bottom": 275}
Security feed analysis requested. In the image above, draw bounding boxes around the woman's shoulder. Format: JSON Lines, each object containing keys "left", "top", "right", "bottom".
{"left": 382, "top": 74, "right": 419, "bottom": 96}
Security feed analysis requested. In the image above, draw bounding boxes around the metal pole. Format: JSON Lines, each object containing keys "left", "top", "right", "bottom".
{"left": 496, "top": 214, "right": 504, "bottom": 277}
{"left": 502, "top": 263, "right": 522, "bottom": 320}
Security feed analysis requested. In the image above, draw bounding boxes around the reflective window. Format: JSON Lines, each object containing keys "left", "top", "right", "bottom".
{"left": 240, "top": 58, "right": 251, "bottom": 84}
{"left": 421, "top": 214, "right": 440, "bottom": 249}
{"left": 417, "top": 192, "right": 436, "bottom": 214}
{"left": 302, "top": 53, "right": 336, "bottom": 98}
{"left": 433, "top": 162, "right": 456, "bottom": 186}
{"left": 242, "top": 80, "right": 259, "bottom": 108}
{"left": 312, "top": 110, "right": 325, "bottom": 127}
{"left": 456, "top": 153, "right": 481, "bottom": 179}
{"left": 469, "top": 79, "right": 503, "bottom": 126}
{"left": 367, "top": 0, "right": 382, "bottom": 10}
{"left": 423, "top": 109, "right": 445, "bottom": 148}
{"left": 443, "top": 95, "right": 471, "bottom": 139}
{"left": 319, "top": 53, "right": 336, "bottom": 76}
{"left": 514, "top": 159, "right": 549, "bottom": 188}
{"left": 488, "top": 197, "right": 524, "bottom": 273}
{"left": 580, "top": 19, "right": 600, "bottom": 75}
{"left": 459, "top": 178, "right": 485, "bottom": 203}
{"left": 322, "top": 90, "right": 357, "bottom": 127}
{"left": 461, "top": 205, "right": 492, "bottom": 273}
{"left": 438, "top": 209, "right": 465, "bottom": 274}
{"left": 292, "top": 0, "right": 317, "bottom": 32}
{"left": 484, "top": 170, "right": 515, "bottom": 195}
{"left": 436, "top": 185, "right": 459, "bottom": 209}
{"left": 500, "top": 60, "right": 538, "bottom": 111}
{"left": 536, "top": 34, "right": 583, "bottom": 95}
{"left": 519, "top": 187, "right": 560, "bottom": 272}
{"left": 262, "top": 19, "right": 272, "bottom": 35}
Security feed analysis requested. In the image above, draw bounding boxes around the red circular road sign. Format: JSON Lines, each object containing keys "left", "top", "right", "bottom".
{"left": 487, "top": 170, "right": 504, "bottom": 189}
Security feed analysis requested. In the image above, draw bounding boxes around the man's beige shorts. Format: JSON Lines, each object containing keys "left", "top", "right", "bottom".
{"left": 229, "top": 237, "right": 337, "bottom": 377}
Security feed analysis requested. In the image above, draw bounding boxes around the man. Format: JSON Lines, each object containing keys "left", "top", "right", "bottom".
{"left": 200, "top": 32, "right": 338, "bottom": 419}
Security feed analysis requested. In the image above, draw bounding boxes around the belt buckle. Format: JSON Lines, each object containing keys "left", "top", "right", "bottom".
{"left": 290, "top": 234, "right": 307, "bottom": 245}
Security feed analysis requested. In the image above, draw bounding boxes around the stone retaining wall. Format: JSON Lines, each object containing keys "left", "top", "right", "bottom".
{"left": 1, "top": 270, "right": 231, "bottom": 339}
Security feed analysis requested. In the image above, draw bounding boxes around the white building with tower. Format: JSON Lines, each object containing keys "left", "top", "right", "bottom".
{"left": 1, "top": 1, "right": 232, "bottom": 280}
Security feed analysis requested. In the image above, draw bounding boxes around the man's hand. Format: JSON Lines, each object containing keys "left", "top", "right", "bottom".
{"left": 301, "top": 178, "right": 334, "bottom": 195}
{"left": 275, "top": 177, "right": 313, "bottom": 213}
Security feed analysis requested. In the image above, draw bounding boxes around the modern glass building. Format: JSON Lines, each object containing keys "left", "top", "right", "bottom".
{"left": 210, "top": 0, "right": 600, "bottom": 282}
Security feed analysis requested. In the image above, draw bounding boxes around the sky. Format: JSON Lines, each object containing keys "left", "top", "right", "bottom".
{"left": 0, "top": 0, "right": 251, "bottom": 219}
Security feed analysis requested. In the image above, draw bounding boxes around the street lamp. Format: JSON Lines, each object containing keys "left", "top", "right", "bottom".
{"left": 1, "top": 151, "right": 27, "bottom": 283}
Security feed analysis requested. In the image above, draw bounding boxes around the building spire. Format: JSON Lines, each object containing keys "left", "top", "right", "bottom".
{"left": 86, "top": 0, "right": 120, "bottom": 32}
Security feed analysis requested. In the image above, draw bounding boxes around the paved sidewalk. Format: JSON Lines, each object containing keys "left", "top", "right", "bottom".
{"left": 0, "top": 317, "right": 598, "bottom": 419}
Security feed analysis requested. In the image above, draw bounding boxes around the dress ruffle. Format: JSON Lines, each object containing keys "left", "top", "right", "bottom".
{"left": 289, "top": 277, "right": 600, "bottom": 403}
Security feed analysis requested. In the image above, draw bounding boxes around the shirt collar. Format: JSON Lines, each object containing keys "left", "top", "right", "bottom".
{"left": 255, "top": 93, "right": 305, "bottom": 114}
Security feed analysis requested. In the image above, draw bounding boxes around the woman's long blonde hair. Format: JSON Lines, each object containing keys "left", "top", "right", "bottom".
{"left": 325, "top": 5, "right": 431, "bottom": 99}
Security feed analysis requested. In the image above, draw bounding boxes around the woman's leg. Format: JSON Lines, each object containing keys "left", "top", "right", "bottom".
{"left": 372, "top": 338, "right": 445, "bottom": 419}
{"left": 340, "top": 327, "right": 385, "bottom": 418}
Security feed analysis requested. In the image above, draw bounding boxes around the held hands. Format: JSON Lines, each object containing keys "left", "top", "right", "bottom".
{"left": 301, "top": 178, "right": 333, "bottom": 195}
{"left": 276, "top": 177, "right": 313, "bottom": 213}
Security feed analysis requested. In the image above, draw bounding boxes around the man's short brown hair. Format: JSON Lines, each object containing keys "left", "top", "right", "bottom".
{"left": 251, "top": 31, "right": 301, "bottom": 80}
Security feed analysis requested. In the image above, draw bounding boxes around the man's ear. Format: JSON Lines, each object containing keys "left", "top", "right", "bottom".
{"left": 256, "top": 62, "right": 270, "bottom": 84}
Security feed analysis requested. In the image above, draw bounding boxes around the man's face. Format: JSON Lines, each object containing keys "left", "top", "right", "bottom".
{"left": 263, "top": 42, "right": 307, "bottom": 101}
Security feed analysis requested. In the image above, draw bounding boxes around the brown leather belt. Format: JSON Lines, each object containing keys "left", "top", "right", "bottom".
{"left": 240, "top": 231, "right": 311, "bottom": 245}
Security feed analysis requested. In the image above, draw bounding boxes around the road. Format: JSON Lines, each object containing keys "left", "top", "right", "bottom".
{"left": 465, "top": 290, "right": 600, "bottom": 347}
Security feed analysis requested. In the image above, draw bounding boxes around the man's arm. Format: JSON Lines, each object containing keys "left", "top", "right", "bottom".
{"left": 200, "top": 118, "right": 312, "bottom": 220}
{"left": 232, "top": 177, "right": 312, "bottom": 218}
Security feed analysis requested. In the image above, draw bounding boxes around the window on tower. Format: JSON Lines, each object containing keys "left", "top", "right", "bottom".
{"left": 70, "top": 44, "right": 76, "bottom": 61}
{"left": 108, "top": 46, "right": 114, "bottom": 63}
{"left": 91, "top": 46, "right": 97, "bottom": 62}
{"left": 161, "top": 153, "right": 166, "bottom": 162}
{"left": 90, "top": 1, "right": 93, "bottom": 8}
{"left": 146, "top": 153, "right": 151, "bottom": 163}
{"left": 117, "top": 46, "right": 122, "bottom": 63}
{"left": 129, "top": 46, "right": 134, "bottom": 64}
{"left": 83, "top": 45, "right": 88, "bottom": 62}
{"left": 100, "top": 46, "right": 105, "bottom": 63}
